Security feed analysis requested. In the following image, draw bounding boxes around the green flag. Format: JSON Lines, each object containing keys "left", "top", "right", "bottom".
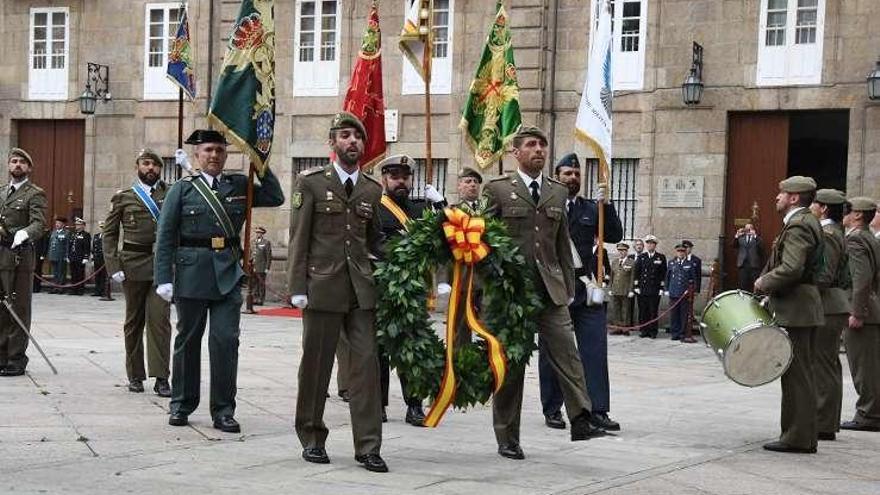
{"left": 207, "top": 0, "right": 275, "bottom": 176}
{"left": 459, "top": 3, "right": 521, "bottom": 170}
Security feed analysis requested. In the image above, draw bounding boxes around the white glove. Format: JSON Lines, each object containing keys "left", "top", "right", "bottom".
{"left": 608, "top": 290, "right": 614, "bottom": 296}
{"left": 627, "top": 291, "right": 635, "bottom": 298}
{"left": 437, "top": 283, "right": 452, "bottom": 295}
{"left": 567, "top": 297, "right": 575, "bottom": 306}
{"left": 291, "top": 295, "right": 308, "bottom": 309}
{"left": 661, "top": 290, "right": 669, "bottom": 297}
{"left": 596, "top": 182, "right": 607, "bottom": 203}
{"left": 111, "top": 271, "right": 126, "bottom": 283}
{"left": 82, "top": 259, "right": 88, "bottom": 265}
{"left": 633, "top": 288, "right": 641, "bottom": 295}
{"left": 424, "top": 184, "right": 445, "bottom": 204}
{"left": 65, "top": 257, "right": 69, "bottom": 262}
{"left": 175, "top": 149, "right": 193, "bottom": 172}
{"left": 156, "top": 283, "right": 173, "bottom": 302}
{"left": 11, "top": 230, "right": 29, "bottom": 249}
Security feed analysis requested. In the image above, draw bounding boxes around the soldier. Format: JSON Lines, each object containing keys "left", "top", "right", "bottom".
{"left": 288, "top": 112, "right": 387, "bottom": 472}
{"left": 449, "top": 166, "right": 484, "bottom": 348}
{"left": 66, "top": 218, "right": 91, "bottom": 296}
{"left": 840, "top": 196, "right": 880, "bottom": 432}
{"left": 91, "top": 221, "right": 107, "bottom": 297}
{"left": 753, "top": 176, "right": 824, "bottom": 454}
{"left": 483, "top": 126, "right": 604, "bottom": 461}
{"left": 0, "top": 148, "right": 48, "bottom": 377}
{"left": 809, "top": 189, "right": 851, "bottom": 440}
{"left": 633, "top": 235, "right": 667, "bottom": 338}
{"left": 664, "top": 243, "right": 697, "bottom": 341}
{"left": 104, "top": 149, "right": 173, "bottom": 396}
{"left": 250, "top": 226, "right": 272, "bottom": 305}
{"left": 456, "top": 166, "right": 482, "bottom": 212}
{"left": 155, "top": 130, "right": 284, "bottom": 433}
{"left": 609, "top": 242, "right": 635, "bottom": 332}
{"left": 46, "top": 216, "right": 69, "bottom": 293}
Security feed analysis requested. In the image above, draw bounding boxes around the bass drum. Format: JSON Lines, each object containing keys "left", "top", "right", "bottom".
{"left": 700, "top": 290, "right": 793, "bottom": 387}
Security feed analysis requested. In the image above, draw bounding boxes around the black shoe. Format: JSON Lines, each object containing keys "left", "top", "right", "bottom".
{"left": 571, "top": 412, "right": 606, "bottom": 441}
{"left": 818, "top": 432, "right": 836, "bottom": 441}
{"left": 381, "top": 407, "right": 387, "bottom": 423}
{"left": 762, "top": 441, "right": 816, "bottom": 453}
{"left": 840, "top": 421, "right": 880, "bottom": 432}
{"left": 127, "top": 380, "right": 144, "bottom": 393}
{"left": 0, "top": 365, "right": 24, "bottom": 377}
{"left": 671, "top": 335, "right": 682, "bottom": 341}
{"left": 168, "top": 412, "right": 188, "bottom": 426}
{"left": 90, "top": 293, "right": 101, "bottom": 297}
{"left": 213, "top": 416, "right": 241, "bottom": 433}
{"left": 639, "top": 332, "right": 649, "bottom": 338}
{"left": 338, "top": 389, "right": 350, "bottom": 402}
{"left": 544, "top": 411, "right": 566, "bottom": 430}
{"left": 592, "top": 412, "right": 620, "bottom": 431}
{"left": 153, "top": 378, "right": 171, "bottom": 398}
{"left": 497, "top": 443, "right": 525, "bottom": 460}
{"left": 405, "top": 405, "right": 426, "bottom": 427}
{"left": 355, "top": 453, "right": 389, "bottom": 473}
{"left": 302, "top": 447, "right": 330, "bottom": 464}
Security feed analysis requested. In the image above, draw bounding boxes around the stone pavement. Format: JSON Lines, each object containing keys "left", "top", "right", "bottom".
{"left": 1, "top": 293, "right": 878, "bottom": 495}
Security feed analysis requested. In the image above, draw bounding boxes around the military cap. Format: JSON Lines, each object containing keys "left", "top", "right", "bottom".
{"left": 847, "top": 196, "right": 877, "bottom": 212}
{"left": 779, "top": 175, "right": 817, "bottom": 193}
{"left": 255, "top": 226, "right": 267, "bottom": 234}
{"left": 378, "top": 154, "right": 413, "bottom": 175}
{"left": 459, "top": 166, "right": 483, "bottom": 183}
{"left": 98, "top": 221, "right": 105, "bottom": 228}
{"left": 682, "top": 240, "right": 694, "bottom": 248}
{"left": 674, "top": 243, "right": 686, "bottom": 250}
{"left": 514, "top": 124, "right": 548, "bottom": 145}
{"left": 643, "top": 234, "right": 658, "bottom": 243}
{"left": 616, "top": 242, "right": 630, "bottom": 250}
{"left": 555, "top": 152, "right": 580, "bottom": 173}
{"left": 74, "top": 217, "right": 86, "bottom": 225}
{"left": 136, "top": 148, "right": 163, "bottom": 165}
{"left": 330, "top": 111, "right": 367, "bottom": 139}
{"left": 184, "top": 129, "right": 228, "bottom": 145}
{"left": 815, "top": 188, "right": 846, "bottom": 205}
{"left": 7, "top": 147, "right": 34, "bottom": 166}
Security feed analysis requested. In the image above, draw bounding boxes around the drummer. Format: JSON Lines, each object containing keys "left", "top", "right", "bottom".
{"left": 753, "top": 176, "right": 824, "bottom": 454}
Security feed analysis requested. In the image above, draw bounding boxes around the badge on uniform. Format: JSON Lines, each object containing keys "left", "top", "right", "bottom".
{"left": 326, "top": 191, "right": 334, "bottom": 201}
{"left": 509, "top": 192, "right": 518, "bottom": 200}
{"left": 292, "top": 192, "right": 303, "bottom": 209}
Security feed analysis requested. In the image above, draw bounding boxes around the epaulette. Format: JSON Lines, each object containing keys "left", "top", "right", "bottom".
{"left": 489, "top": 175, "right": 508, "bottom": 182}
{"left": 181, "top": 175, "right": 195, "bottom": 182}
{"left": 301, "top": 166, "right": 324, "bottom": 176}
{"left": 361, "top": 172, "right": 381, "bottom": 185}
{"left": 547, "top": 177, "right": 564, "bottom": 185}
{"left": 115, "top": 189, "right": 125, "bottom": 195}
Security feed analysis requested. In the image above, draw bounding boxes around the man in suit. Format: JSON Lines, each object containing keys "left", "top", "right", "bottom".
{"left": 840, "top": 196, "right": 880, "bottom": 432}
{"left": 47, "top": 216, "right": 69, "bottom": 293}
{"left": 609, "top": 242, "right": 635, "bottom": 332}
{"left": 537, "top": 152, "right": 622, "bottom": 433}
{"left": 250, "top": 226, "right": 272, "bottom": 305}
{"left": 0, "top": 148, "right": 48, "bottom": 377}
{"left": 734, "top": 223, "right": 764, "bottom": 291}
{"left": 104, "top": 149, "right": 173, "bottom": 396}
{"left": 633, "top": 235, "right": 666, "bottom": 338}
{"left": 91, "top": 221, "right": 107, "bottom": 297}
{"left": 809, "top": 189, "right": 851, "bottom": 440}
{"left": 66, "top": 218, "right": 91, "bottom": 295}
{"left": 483, "top": 127, "right": 604, "bottom": 461}
{"left": 754, "top": 176, "right": 824, "bottom": 453}
{"left": 288, "top": 112, "right": 387, "bottom": 472}
{"left": 155, "top": 130, "right": 284, "bottom": 433}
{"left": 664, "top": 243, "right": 698, "bottom": 341}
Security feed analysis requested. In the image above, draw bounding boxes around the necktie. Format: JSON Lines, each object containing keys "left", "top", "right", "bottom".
{"left": 210, "top": 179, "right": 218, "bottom": 192}
{"left": 9, "top": 185, "right": 16, "bottom": 195}
{"left": 345, "top": 178, "right": 354, "bottom": 197}
{"left": 530, "top": 181, "right": 540, "bottom": 204}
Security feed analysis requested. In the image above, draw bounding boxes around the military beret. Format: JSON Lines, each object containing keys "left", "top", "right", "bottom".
{"left": 643, "top": 234, "right": 658, "bottom": 243}
{"left": 330, "top": 111, "right": 367, "bottom": 140}
{"left": 815, "top": 188, "right": 846, "bottom": 205}
{"left": 255, "top": 226, "right": 266, "bottom": 234}
{"left": 459, "top": 166, "right": 483, "bottom": 183}
{"left": 779, "top": 175, "right": 817, "bottom": 193}
{"left": 7, "top": 147, "right": 34, "bottom": 166}
{"left": 555, "top": 153, "right": 580, "bottom": 172}
{"left": 378, "top": 154, "right": 413, "bottom": 175}
{"left": 847, "top": 196, "right": 877, "bottom": 212}
{"left": 682, "top": 240, "right": 694, "bottom": 248}
{"left": 74, "top": 217, "right": 86, "bottom": 225}
{"left": 616, "top": 242, "right": 630, "bottom": 250}
{"left": 185, "top": 129, "right": 228, "bottom": 145}
{"left": 136, "top": 148, "right": 164, "bottom": 165}
{"left": 514, "top": 124, "right": 548, "bottom": 144}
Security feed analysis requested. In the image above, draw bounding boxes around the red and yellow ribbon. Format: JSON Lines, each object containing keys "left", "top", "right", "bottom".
{"left": 424, "top": 207, "right": 508, "bottom": 427}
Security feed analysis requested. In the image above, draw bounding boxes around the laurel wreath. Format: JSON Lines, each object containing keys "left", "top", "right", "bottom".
{"left": 374, "top": 208, "right": 543, "bottom": 408}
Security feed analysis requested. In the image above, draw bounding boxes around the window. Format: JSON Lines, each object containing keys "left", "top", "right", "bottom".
{"left": 28, "top": 7, "right": 69, "bottom": 100}
{"left": 591, "top": 0, "right": 647, "bottom": 91}
{"left": 161, "top": 157, "right": 182, "bottom": 184}
{"left": 143, "top": 4, "right": 182, "bottom": 100}
{"left": 585, "top": 158, "right": 639, "bottom": 240}
{"left": 402, "top": 0, "right": 454, "bottom": 95}
{"left": 410, "top": 159, "right": 448, "bottom": 199}
{"left": 756, "top": 0, "right": 825, "bottom": 86}
{"left": 294, "top": 0, "right": 341, "bottom": 96}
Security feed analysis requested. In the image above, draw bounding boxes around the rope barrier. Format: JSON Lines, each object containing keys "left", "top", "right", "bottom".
{"left": 34, "top": 265, "right": 106, "bottom": 289}
{"left": 607, "top": 290, "right": 691, "bottom": 332}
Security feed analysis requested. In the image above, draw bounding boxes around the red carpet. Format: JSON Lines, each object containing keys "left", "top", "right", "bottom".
{"left": 255, "top": 306, "right": 302, "bottom": 318}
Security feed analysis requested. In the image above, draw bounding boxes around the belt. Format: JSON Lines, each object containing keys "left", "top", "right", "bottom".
{"left": 122, "top": 242, "right": 153, "bottom": 253}
{"left": 179, "top": 236, "right": 240, "bottom": 250}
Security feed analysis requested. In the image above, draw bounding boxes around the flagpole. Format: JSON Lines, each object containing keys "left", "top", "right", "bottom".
{"left": 242, "top": 163, "right": 256, "bottom": 314}
{"left": 423, "top": 2, "right": 434, "bottom": 184}
{"left": 177, "top": 89, "right": 184, "bottom": 150}
{"left": 596, "top": 158, "right": 608, "bottom": 283}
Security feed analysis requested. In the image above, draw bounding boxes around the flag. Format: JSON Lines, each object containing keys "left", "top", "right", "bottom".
{"left": 575, "top": 0, "right": 613, "bottom": 166}
{"left": 207, "top": 0, "right": 276, "bottom": 175}
{"left": 399, "top": 0, "right": 432, "bottom": 82}
{"left": 459, "top": 3, "right": 521, "bottom": 170}
{"left": 343, "top": 1, "right": 386, "bottom": 170}
{"left": 166, "top": 8, "right": 196, "bottom": 100}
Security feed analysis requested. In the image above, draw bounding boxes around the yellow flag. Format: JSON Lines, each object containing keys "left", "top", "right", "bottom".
{"left": 399, "top": 0, "right": 433, "bottom": 83}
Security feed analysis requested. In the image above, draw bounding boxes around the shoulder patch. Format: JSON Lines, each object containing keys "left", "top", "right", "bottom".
{"left": 291, "top": 192, "right": 303, "bottom": 209}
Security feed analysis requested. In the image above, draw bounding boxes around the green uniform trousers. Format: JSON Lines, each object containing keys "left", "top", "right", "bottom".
{"left": 122, "top": 280, "right": 171, "bottom": 381}
{"left": 170, "top": 289, "right": 242, "bottom": 420}
{"left": 335, "top": 333, "right": 350, "bottom": 393}
{"left": 493, "top": 303, "right": 591, "bottom": 446}
{"left": 844, "top": 324, "right": 880, "bottom": 427}
{"left": 779, "top": 326, "right": 818, "bottom": 449}
{"left": 814, "top": 314, "right": 845, "bottom": 434}
{"left": 609, "top": 295, "right": 632, "bottom": 327}
{"left": 296, "top": 308, "right": 382, "bottom": 456}
{"left": 0, "top": 247, "right": 34, "bottom": 369}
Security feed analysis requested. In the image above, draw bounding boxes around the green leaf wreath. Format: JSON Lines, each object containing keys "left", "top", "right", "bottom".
{"left": 374, "top": 208, "right": 543, "bottom": 408}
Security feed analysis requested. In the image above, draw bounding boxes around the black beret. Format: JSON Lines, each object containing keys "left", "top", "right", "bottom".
{"left": 555, "top": 153, "right": 580, "bottom": 173}
{"left": 185, "top": 129, "right": 229, "bottom": 145}
{"left": 681, "top": 240, "right": 694, "bottom": 248}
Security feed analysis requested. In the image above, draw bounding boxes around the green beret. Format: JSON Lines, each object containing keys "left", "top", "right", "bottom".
{"left": 779, "top": 175, "right": 817, "bottom": 193}
{"left": 459, "top": 166, "right": 483, "bottom": 183}
{"left": 330, "top": 111, "right": 367, "bottom": 140}
{"left": 847, "top": 196, "right": 877, "bottom": 212}
{"left": 378, "top": 154, "right": 413, "bottom": 175}
{"left": 7, "top": 147, "right": 33, "bottom": 166}
{"left": 514, "top": 125, "right": 548, "bottom": 145}
{"left": 815, "top": 188, "right": 846, "bottom": 205}
{"left": 136, "top": 148, "right": 164, "bottom": 165}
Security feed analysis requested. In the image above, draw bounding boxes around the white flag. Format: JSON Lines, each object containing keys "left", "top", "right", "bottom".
{"left": 575, "top": 0, "right": 613, "bottom": 164}
{"left": 399, "top": 0, "right": 432, "bottom": 83}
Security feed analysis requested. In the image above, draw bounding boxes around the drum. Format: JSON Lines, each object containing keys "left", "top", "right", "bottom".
{"left": 700, "top": 290, "right": 793, "bottom": 387}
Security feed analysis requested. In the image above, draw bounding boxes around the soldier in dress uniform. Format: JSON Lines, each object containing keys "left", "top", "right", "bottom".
{"left": 0, "top": 148, "right": 48, "bottom": 377}
{"left": 250, "top": 226, "right": 272, "bottom": 305}
{"left": 609, "top": 242, "right": 635, "bottom": 332}
{"left": 754, "top": 176, "right": 824, "bottom": 454}
{"left": 664, "top": 243, "right": 697, "bottom": 341}
{"left": 288, "top": 112, "right": 387, "bottom": 472}
{"left": 840, "top": 196, "right": 880, "bottom": 433}
{"left": 91, "top": 221, "right": 107, "bottom": 297}
{"left": 633, "top": 235, "right": 667, "bottom": 338}
{"left": 67, "top": 218, "right": 91, "bottom": 295}
{"left": 47, "top": 216, "right": 69, "bottom": 293}
{"left": 104, "top": 149, "right": 173, "bottom": 396}
{"left": 155, "top": 130, "right": 284, "bottom": 433}
{"left": 629, "top": 238, "right": 644, "bottom": 325}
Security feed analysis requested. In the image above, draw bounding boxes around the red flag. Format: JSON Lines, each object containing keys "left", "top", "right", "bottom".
{"left": 344, "top": 2, "right": 386, "bottom": 171}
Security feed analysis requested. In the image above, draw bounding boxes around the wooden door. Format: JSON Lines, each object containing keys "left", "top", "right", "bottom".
{"left": 723, "top": 113, "right": 789, "bottom": 289}
{"left": 16, "top": 120, "right": 85, "bottom": 222}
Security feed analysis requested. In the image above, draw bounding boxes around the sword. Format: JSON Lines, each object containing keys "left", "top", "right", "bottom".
{"left": 1, "top": 295, "right": 58, "bottom": 375}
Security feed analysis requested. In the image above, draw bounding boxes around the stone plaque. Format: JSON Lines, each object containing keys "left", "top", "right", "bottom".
{"left": 385, "top": 109, "right": 399, "bottom": 142}
{"left": 658, "top": 175, "right": 704, "bottom": 208}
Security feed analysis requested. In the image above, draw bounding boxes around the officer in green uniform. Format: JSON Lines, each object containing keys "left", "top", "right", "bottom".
{"left": 103, "top": 149, "right": 172, "bottom": 396}
{"left": 754, "top": 176, "right": 824, "bottom": 453}
{"left": 0, "top": 148, "right": 48, "bottom": 377}
{"left": 809, "top": 189, "right": 851, "bottom": 440}
{"left": 841, "top": 196, "right": 880, "bottom": 432}
{"left": 155, "top": 130, "right": 284, "bottom": 432}
{"left": 250, "top": 226, "right": 272, "bottom": 305}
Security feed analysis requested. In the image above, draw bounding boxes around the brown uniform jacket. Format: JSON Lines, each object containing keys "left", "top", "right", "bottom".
{"left": 287, "top": 165, "right": 382, "bottom": 312}
{"left": 816, "top": 222, "right": 851, "bottom": 315}
{"left": 251, "top": 238, "right": 273, "bottom": 273}
{"left": 610, "top": 255, "right": 635, "bottom": 295}
{"left": 483, "top": 173, "right": 575, "bottom": 306}
{"left": 102, "top": 182, "right": 167, "bottom": 281}
{"left": 0, "top": 180, "right": 48, "bottom": 267}
{"left": 846, "top": 227, "right": 880, "bottom": 323}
